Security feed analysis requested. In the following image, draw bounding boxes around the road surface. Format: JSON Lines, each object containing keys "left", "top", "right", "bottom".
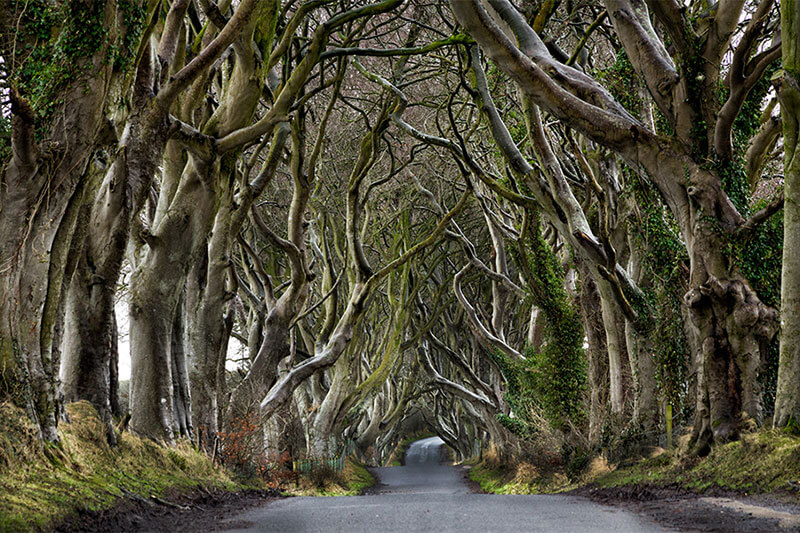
{"left": 219, "top": 436, "right": 668, "bottom": 532}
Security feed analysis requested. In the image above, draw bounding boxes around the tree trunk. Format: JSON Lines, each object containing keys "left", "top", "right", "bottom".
{"left": 597, "top": 280, "right": 628, "bottom": 415}
{"left": 0, "top": 1, "right": 119, "bottom": 440}
{"left": 626, "top": 242, "right": 659, "bottom": 431}
{"left": 109, "top": 311, "right": 122, "bottom": 418}
{"left": 686, "top": 228, "right": 778, "bottom": 453}
{"left": 61, "top": 277, "right": 120, "bottom": 442}
{"left": 77, "top": 107, "right": 173, "bottom": 441}
{"left": 128, "top": 275, "right": 179, "bottom": 441}
{"left": 0, "top": 187, "right": 84, "bottom": 442}
{"left": 186, "top": 213, "right": 235, "bottom": 445}
{"left": 61, "top": 161, "right": 121, "bottom": 442}
{"left": 527, "top": 307, "right": 545, "bottom": 350}
{"left": 625, "top": 322, "right": 659, "bottom": 431}
{"left": 774, "top": 0, "right": 800, "bottom": 428}
{"left": 227, "top": 312, "right": 295, "bottom": 421}
{"left": 171, "top": 295, "right": 192, "bottom": 437}
{"left": 128, "top": 155, "right": 219, "bottom": 440}
{"left": 185, "top": 121, "right": 291, "bottom": 444}
{"left": 579, "top": 268, "right": 609, "bottom": 445}
{"left": 307, "top": 353, "right": 357, "bottom": 458}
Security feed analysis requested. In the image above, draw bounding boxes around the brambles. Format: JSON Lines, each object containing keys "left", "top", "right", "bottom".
{"left": 218, "top": 414, "right": 294, "bottom": 488}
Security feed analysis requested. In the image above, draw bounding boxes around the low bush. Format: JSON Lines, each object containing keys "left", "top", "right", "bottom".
{"left": 218, "top": 414, "right": 296, "bottom": 488}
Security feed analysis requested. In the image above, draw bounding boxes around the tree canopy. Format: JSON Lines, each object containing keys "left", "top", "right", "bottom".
{"left": 1, "top": 0, "right": 797, "bottom": 467}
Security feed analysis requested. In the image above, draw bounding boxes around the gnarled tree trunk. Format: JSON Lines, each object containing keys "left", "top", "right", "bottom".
{"left": 1, "top": 0, "right": 120, "bottom": 441}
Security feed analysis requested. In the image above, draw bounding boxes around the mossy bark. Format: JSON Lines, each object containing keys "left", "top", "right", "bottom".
{"left": 775, "top": 0, "right": 800, "bottom": 429}
{"left": 0, "top": 0, "right": 120, "bottom": 441}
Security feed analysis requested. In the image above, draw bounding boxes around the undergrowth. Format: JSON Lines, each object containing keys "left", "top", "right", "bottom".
{"left": 469, "top": 459, "right": 574, "bottom": 495}
{"left": 472, "top": 429, "right": 800, "bottom": 502}
{"left": 286, "top": 458, "right": 375, "bottom": 497}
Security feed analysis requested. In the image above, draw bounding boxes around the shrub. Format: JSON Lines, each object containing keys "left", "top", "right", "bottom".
{"left": 308, "top": 463, "right": 345, "bottom": 489}
{"left": 218, "top": 414, "right": 295, "bottom": 488}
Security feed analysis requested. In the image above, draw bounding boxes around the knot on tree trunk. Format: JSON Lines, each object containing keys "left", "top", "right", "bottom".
{"left": 686, "top": 274, "right": 778, "bottom": 455}
{"left": 685, "top": 276, "right": 777, "bottom": 340}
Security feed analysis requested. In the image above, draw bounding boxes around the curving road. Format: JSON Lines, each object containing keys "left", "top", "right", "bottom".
{"left": 218, "top": 436, "right": 668, "bottom": 532}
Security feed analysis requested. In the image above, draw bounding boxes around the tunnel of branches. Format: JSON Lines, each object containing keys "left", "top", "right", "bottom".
{"left": 1, "top": 0, "right": 799, "bottom": 468}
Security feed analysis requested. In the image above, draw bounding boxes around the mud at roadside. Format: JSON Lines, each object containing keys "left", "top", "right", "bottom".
{"left": 572, "top": 484, "right": 800, "bottom": 532}
{"left": 460, "top": 465, "right": 487, "bottom": 494}
{"left": 54, "top": 487, "right": 282, "bottom": 532}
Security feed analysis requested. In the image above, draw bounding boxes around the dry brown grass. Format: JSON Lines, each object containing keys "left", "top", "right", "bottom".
{"left": 0, "top": 402, "right": 44, "bottom": 474}
{"left": 583, "top": 456, "right": 613, "bottom": 482}
{"left": 512, "top": 462, "right": 540, "bottom": 484}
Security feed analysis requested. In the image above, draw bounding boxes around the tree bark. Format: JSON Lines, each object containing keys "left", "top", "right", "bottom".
{"left": 774, "top": 0, "right": 800, "bottom": 428}
{"left": 171, "top": 295, "right": 192, "bottom": 437}
{"left": 307, "top": 355, "right": 355, "bottom": 457}
{"left": 185, "top": 239, "right": 232, "bottom": 445}
{"left": 626, "top": 238, "right": 659, "bottom": 431}
{"left": 686, "top": 243, "right": 777, "bottom": 452}
{"left": 579, "top": 266, "right": 609, "bottom": 445}
{"left": 1, "top": 1, "right": 120, "bottom": 441}
{"left": 597, "top": 280, "right": 629, "bottom": 415}
{"left": 66, "top": 0, "right": 261, "bottom": 442}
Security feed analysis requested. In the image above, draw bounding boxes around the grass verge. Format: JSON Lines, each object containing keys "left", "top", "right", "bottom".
{"left": 593, "top": 430, "right": 800, "bottom": 501}
{"left": 470, "top": 429, "right": 800, "bottom": 502}
{"left": 0, "top": 401, "right": 248, "bottom": 532}
{"left": 469, "top": 460, "right": 572, "bottom": 494}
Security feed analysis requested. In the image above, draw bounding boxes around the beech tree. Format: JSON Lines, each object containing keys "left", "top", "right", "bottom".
{"left": 2, "top": 0, "right": 798, "bottom": 469}
{"left": 1, "top": 0, "right": 132, "bottom": 441}
{"left": 451, "top": 0, "right": 784, "bottom": 453}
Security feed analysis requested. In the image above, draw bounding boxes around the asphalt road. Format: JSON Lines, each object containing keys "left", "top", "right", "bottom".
{"left": 219, "top": 437, "right": 669, "bottom": 532}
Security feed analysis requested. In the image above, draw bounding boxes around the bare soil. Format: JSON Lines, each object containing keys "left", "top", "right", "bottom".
{"left": 572, "top": 484, "right": 800, "bottom": 532}
{"left": 54, "top": 487, "right": 282, "bottom": 532}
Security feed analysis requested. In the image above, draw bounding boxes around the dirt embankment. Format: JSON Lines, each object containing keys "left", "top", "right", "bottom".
{"left": 573, "top": 484, "right": 800, "bottom": 532}
{"left": 55, "top": 487, "right": 281, "bottom": 533}
{"left": 569, "top": 429, "right": 800, "bottom": 531}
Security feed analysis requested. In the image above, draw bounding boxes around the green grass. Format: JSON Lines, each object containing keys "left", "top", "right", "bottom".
{"left": 0, "top": 401, "right": 247, "bottom": 532}
{"left": 341, "top": 458, "right": 375, "bottom": 495}
{"left": 469, "top": 461, "right": 571, "bottom": 495}
{"left": 469, "top": 463, "right": 519, "bottom": 493}
{"left": 470, "top": 430, "right": 800, "bottom": 501}
{"left": 594, "top": 430, "right": 800, "bottom": 500}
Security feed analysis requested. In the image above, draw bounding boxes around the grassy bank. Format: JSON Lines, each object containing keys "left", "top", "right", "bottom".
{"left": 594, "top": 430, "right": 800, "bottom": 501}
{"left": 469, "top": 429, "right": 800, "bottom": 502}
{"left": 0, "top": 401, "right": 246, "bottom": 532}
{"left": 469, "top": 460, "right": 575, "bottom": 495}
{"left": 0, "top": 401, "right": 383, "bottom": 531}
